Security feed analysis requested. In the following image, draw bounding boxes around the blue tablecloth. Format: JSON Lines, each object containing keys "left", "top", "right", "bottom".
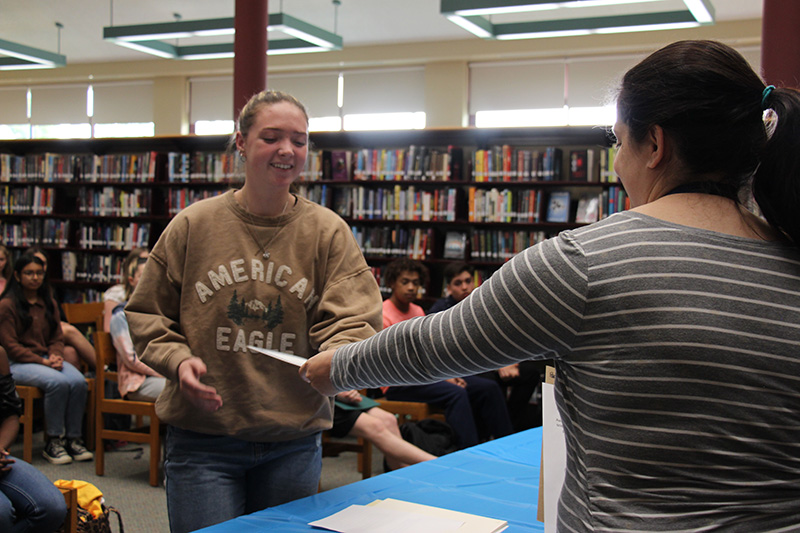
{"left": 199, "top": 427, "right": 545, "bottom": 532}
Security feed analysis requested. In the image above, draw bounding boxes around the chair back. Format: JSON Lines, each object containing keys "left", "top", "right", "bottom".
{"left": 61, "top": 301, "right": 105, "bottom": 329}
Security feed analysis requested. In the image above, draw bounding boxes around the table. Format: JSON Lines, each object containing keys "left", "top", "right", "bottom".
{"left": 199, "top": 427, "right": 545, "bottom": 532}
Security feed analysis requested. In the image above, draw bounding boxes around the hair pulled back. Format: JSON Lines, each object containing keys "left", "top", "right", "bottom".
{"left": 617, "top": 40, "right": 800, "bottom": 246}
{"left": 234, "top": 89, "right": 309, "bottom": 140}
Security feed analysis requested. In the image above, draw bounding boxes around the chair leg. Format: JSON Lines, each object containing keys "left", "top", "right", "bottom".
{"left": 23, "top": 398, "right": 34, "bottom": 464}
{"left": 360, "top": 438, "right": 372, "bottom": 479}
{"left": 149, "top": 424, "right": 161, "bottom": 487}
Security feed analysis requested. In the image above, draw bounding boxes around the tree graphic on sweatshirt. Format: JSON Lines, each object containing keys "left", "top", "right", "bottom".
{"left": 227, "top": 290, "right": 284, "bottom": 329}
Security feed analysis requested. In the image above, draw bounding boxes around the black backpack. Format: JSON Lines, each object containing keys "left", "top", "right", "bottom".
{"left": 399, "top": 418, "right": 460, "bottom": 457}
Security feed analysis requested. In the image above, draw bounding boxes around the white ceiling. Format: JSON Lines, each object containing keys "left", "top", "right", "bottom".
{"left": 0, "top": 0, "right": 764, "bottom": 66}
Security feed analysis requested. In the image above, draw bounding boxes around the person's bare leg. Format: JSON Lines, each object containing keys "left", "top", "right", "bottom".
{"left": 349, "top": 409, "right": 436, "bottom": 470}
{"left": 61, "top": 322, "right": 96, "bottom": 370}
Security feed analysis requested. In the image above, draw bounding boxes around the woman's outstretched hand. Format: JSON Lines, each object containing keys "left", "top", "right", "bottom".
{"left": 299, "top": 349, "right": 338, "bottom": 396}
{"left": 177, "top": 357, "right": 223, "bottom": 412}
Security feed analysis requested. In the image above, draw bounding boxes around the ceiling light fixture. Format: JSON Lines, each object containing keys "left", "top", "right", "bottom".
{"left": 103, "top": 13, "right": 342, "bottom": 60}
{"left": 441, "top": 0, "right": 715, "bottom": 40}
{"left": 0, "top": 22, "right": 67, "bottom": 70}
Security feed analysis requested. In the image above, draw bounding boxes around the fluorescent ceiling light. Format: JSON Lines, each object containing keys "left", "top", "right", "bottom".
{"left": 103, "top": 13, "right": 342, "bottom": 59}
{"left": 441, "top": 0, "right": 715, "bottom": 39}
{"left": 0, "top": 37, "right": 67, "bottom": 70}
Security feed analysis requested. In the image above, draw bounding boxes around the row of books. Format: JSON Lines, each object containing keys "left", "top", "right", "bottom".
{"left": 0, "top": 145, "right": 622, "bottom": 185}
{"left": 470, "top": 229, "right": 552, "bottom": 262}
{"left": 0, "top": 152, "right": 157, "bottom": 182}
{"left": 78, "top": 222, "right": 150, "bottom": 250}
{"left": 348, "top": 186, "right": 458, "bottom": 221}
{"left": 0, "top": 185, "right": 54, "bottom": 215}
{"left": 351, "top": 225, "right": 434, "bottom": 260}
{"left": 352, "top": 146, "right": 460, "bottom": 182}
{"left": 602, "top": 185, "right": 629, "bottom": 216}
{"left": 78, "top": 187, "right": 152, "bottom": 217}
{"left": 168, "top": 188, "right": 226, "bottom": 215}
{"left": 472, "top": 146, "right": 564, "bottom": 182}
{"left": 167, "top": 152, "right": 240, "bottom": 183}
{"left": 1, "top": 219, "right": 70, "bottom": 248}
{"left": 61, "top": 251, "right": 130, "bottom": 283}
{"left": 468, "top": 187, "right": 545, "bottom": 223}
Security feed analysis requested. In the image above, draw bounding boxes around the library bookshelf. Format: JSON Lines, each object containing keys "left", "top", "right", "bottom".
{"left": 0, "top": 127, "right": 623, "bottom": 303}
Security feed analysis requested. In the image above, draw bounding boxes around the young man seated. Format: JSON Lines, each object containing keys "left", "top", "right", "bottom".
{"left": 428, "top": 261, "right": 546, "bottom": 431}
{"left": 380, "top": 258, "right": 513, "bottom": 448}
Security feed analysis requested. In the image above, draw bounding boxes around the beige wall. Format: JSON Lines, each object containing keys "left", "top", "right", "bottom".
{"left": 0, "top": 19, "right": 761, "bottom": 134}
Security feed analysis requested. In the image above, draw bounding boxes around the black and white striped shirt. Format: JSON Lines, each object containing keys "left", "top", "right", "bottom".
{"left": 332, "top": 211, "right": 800, "bottom": 532}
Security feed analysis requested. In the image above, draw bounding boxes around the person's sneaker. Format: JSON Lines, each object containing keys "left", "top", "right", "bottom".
{"left": 43, "top": 437, "right": 73, "bottom": 465}
{"left": 66, "top": 438, "right": 94, "bottom": 461}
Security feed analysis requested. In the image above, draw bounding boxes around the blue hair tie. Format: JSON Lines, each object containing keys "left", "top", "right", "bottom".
{"left": 761, "top": 85, "right": 775, "bottom": 110}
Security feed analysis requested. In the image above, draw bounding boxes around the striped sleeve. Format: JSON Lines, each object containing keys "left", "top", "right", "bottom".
{"left": 331, "top": 232, "right": 587, "bottom": 390}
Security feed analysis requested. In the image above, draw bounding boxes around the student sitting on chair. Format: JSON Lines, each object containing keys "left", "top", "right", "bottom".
{"left": 25, "top": 247, "right": 96, "bottom": 372}
{"left": 429, "top": 261, "right": 545, "bottom": 431}
{"left": 0, "top": 253, "right": 93, "bottom": 465}
{"left": 109, "top": 252, "right": 165, "bottom": 402}
{"left": 380, "top": 258, "right": 513, "bottom": 449}
{"left": 102, "top": 247, "right": 149, "bottom": 333}
{"left": 331, "top": 389, "right": 435, "bottom": 471}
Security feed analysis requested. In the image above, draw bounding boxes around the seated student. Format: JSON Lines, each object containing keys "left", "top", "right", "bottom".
{"left": 331, "top": 390, "right": 436, "bottom": 471}
{"left": 380, "top": 258, "right": 513, "bottom": 449}
{"left": 429, "top": 262, "right": 545, "bottom": 430}
{"left": 0, "top": 253, "right": 92, "bottom": 465}
{"left": 25, "top": 247, "right": 96, "bottom": 372}
{"left": 109, "top": 251, "right": 165, "bottom": 402}
{"left": 0, "top": 345, "right": 67, "bottom": 532}
{"left": 103, "top": 247, "right": 148, "bottom": 333}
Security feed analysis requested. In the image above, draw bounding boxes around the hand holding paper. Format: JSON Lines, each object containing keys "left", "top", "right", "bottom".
{"left": 299, "top": 348, "right": 338, "bottom": 396}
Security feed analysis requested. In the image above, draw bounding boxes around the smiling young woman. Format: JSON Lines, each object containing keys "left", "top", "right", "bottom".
{"left": 124, "top": 90, "right": 383, "bottom": 533}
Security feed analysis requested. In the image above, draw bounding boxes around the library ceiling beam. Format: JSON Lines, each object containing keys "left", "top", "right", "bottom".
{"left": 441, "top": 0, "right": 715, "bottom": 39}
{"left": 103, "top": 14, "right": 343, "bottom": 60}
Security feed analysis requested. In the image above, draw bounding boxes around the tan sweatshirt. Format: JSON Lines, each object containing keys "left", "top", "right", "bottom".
{"left": 126, "top": 190, "right": 382, "bottom": 442}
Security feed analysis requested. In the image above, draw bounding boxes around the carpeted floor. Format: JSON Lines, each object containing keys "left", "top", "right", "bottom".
{"left": 8, "top": 430, "right": 386, "bottom": 533}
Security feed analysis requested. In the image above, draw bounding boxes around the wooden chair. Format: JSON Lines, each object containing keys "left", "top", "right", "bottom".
{"left": 16, "top": 384, "right": 44, "bottom": 463}
{"left": 61, "top": 301, "right": 105, "bottom": 327}
{"left": 60, "top": 301, "right": 104, "bottom": 451}
{"left": 93, "top": 330, "right": 162, "bottom": 487}
{"left": 370, "top": 389, "right": 446, "bottom": 425}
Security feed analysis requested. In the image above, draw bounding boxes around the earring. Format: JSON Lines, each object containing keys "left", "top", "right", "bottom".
{"left": 239, "top": 151, "right": 247, "bottom": 163}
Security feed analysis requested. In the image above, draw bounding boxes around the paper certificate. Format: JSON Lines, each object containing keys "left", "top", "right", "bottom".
{"left": 247, "top": 345, "right": 307, "bottom": 367}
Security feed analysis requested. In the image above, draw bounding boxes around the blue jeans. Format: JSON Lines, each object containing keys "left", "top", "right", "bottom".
{"left": 0, "top": 455, "right": 67, "bottom": 533}
{"left": 164, "top": 426, "right": 322, "bottom": 533}
{"left": 9, "top": 359, "right": 87, "bottom": 439}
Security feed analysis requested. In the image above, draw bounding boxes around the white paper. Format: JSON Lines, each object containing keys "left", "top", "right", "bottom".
{"left": 309, "top": 504, "right": 463, "bottom": 533}
{"left": 542, "top": 381, "right": 566, "bottom": 533}
{"left": 374, "top": 499, "right": 507, "bottom": 533}
{"left": 247, "top": 345, "right": 307, "bottom": 367}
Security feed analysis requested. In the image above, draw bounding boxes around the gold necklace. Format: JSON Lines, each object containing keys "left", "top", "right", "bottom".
{"left": 240, "top": 193, "right": 291, "bottom": 260}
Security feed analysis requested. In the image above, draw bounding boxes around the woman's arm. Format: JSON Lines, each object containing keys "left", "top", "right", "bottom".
{"left": 312, "top": 236, "right": 586, "bottom": 394}
{"left": 109, "top": 311, "right": 162, "bottom": 378}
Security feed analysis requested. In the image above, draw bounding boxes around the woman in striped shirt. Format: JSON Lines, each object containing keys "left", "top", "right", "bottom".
{"left": 302, "top": 40, "right": 800, "bottom": 531}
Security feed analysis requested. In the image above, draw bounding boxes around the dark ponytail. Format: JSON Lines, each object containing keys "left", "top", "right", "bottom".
{"left": 752, "top": 87, "right": 800, "bottom": 246}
